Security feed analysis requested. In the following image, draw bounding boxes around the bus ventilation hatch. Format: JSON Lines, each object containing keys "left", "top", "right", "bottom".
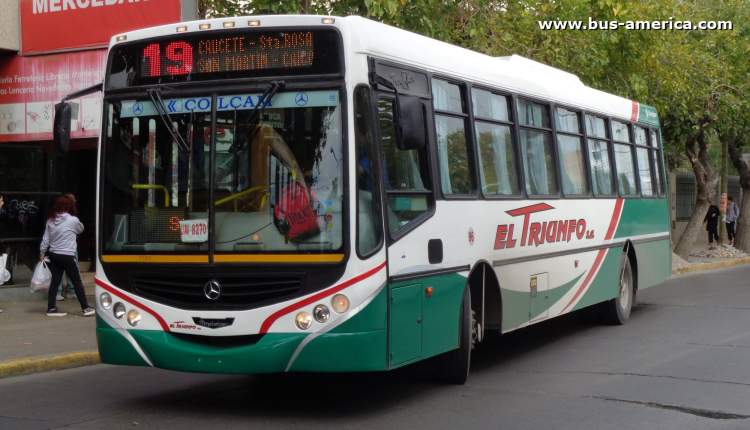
{"left": 132, "top": 274, "right": 303, "bottom": 310}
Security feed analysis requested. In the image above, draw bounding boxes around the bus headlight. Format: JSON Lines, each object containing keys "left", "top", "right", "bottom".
{"left": 295, "top": 312, "right": 312, "bottom": 330}
{"left": 113, "top": 302, "right": 126, "bottom": 319}
{"left": 100, "top": 293, "right": 112, "bottom": 310}
{"left": 313, "top": 305, "right": 330, "bottom": 323}
{"left": 127, "top": 309, "right": 141, "bottom": 327}
{"left": 331, "top": 294, "right": 349, "bottom": 313}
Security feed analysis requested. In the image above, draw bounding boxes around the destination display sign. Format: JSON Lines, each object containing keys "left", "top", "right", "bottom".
{"left": 107, "top": 29, "right": 341, "bottom": 89}
{"left": 142, "top": 31, "right": 315, "bottom": 77}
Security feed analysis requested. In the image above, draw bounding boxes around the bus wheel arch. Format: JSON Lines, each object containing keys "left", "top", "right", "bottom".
{"left": 624, "top": 240, "right": 638, "bottom": 306}
{"left": 466, "top": 261, "right": 503, "bottom": 343}
{"left": 601, "top": 241, "right": 637, "bottom": 325}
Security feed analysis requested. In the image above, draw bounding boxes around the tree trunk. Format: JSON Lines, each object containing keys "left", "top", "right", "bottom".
{"left": 728, "top": 139, "right": 750, "bottom": 252}
{"left": 674, "top": 123, "right": 717, "bottom": 260}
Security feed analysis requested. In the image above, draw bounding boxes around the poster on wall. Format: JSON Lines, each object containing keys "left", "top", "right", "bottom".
{"left": 0, "top": 50, "right": 108, "bottom": 142}
{"left": 20, "top": 0, "right": 184, "bottom": 54}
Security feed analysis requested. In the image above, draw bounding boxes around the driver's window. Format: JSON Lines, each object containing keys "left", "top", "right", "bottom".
{"left": 378, "top": 98, "right": 430, "bottom": 234}
{"left": 471, "top": 89, "right": 519, "bottom": 196}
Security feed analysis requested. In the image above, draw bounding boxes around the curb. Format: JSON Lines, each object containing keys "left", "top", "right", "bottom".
{"left": 674, "top": 256, "right": 750, "bottom": 274}
{"left": 0, "top": 351, "right": 100, "bottom": 379}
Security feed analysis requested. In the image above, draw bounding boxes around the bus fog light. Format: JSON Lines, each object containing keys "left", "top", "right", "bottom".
{"left": 113, "top": 302, "right": 126, "bottom": 319}
{"left": 295, "top": 312, "right": 312, "bottom": 330}
{"left": 331, "top": 294, "right": 349, "bottom": 313}
{"left": 313, "top": 305, "right": 330, "bottom": 323}
{"left": 100, "top": 293, "right": 112, "bottom": 310}
{"left": 127, "top": 309, "right": 141, "bottom": 326}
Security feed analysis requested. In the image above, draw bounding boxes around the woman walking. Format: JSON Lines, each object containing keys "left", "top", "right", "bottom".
{"left": 40, "top": 195, "right": 95, "bottom": 317}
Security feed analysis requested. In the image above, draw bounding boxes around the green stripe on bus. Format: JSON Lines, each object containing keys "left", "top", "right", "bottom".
{"left": 571, "top": 249, "right": 623, "bottom": 311}
{"left": 129, "top": 330, "right": 306, "bottom": 374}
{"left": 96, "top": 315, "right": 150, "bottom": 367}
{"left": 502, "top": 272, "right": 585, "bottom": 331}
{"left": 289, "top": 330, "right": 387, "bottom": 372}
{"left": 615, "top": 199, "right": 669, "bottom": 238}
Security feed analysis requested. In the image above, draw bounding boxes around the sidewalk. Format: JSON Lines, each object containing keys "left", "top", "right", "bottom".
{"left": 673, "top": 243, "right": 750, "bottom": 274}
{"left": 0, "top": 278, "right": 100, "bottom": 379}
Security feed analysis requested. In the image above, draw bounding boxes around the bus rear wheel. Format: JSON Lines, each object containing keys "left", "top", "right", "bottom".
{"left": 438, "top": 286, "right": 471, "bottom": 384}
{"left": 602, "top": 255, "right": 633, "bottom": 325}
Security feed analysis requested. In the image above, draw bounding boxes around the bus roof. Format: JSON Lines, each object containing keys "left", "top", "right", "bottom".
{"left": 109, "top": 14, "right": 658, "bottom": 126}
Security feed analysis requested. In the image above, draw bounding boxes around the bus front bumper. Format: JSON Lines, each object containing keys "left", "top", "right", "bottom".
{"left": 96, "top": 314, "right": 387, "bottom": 374}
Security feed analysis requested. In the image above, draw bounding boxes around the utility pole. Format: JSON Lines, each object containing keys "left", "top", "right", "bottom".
{"left": 719, "top": 137, "right": 728, "bottom": 245}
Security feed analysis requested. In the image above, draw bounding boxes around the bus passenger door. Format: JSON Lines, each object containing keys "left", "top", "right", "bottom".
{"left": 530, "top": 273, "right": 549, "bottom": 322}
{"left": 390, "top": 283, "right": 422, "bottom": 365}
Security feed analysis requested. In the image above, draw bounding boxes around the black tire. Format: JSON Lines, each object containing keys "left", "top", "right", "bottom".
{"left": 438, "top": 286, "right": 471, "bottom": 384}
{"left": 601, "top": 254, "right": 634, "bottom": 325}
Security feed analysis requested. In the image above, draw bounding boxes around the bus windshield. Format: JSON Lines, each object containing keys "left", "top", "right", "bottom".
{"left": 101, "top": 89, "right": 344, "bottom": 256}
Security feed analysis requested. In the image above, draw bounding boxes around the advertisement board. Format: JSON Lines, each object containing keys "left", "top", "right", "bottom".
{"left": 0, "top": 50, "right": 107, "bottom": 142}
{"left": 20, "top": 0, "right": 183, "bottom": 54}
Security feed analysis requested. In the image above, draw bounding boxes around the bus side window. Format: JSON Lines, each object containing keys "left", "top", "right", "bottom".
{"left": 554, "top": 107, "right": 587, "bottom": 196}
{"left": 585, "top": 115, "right": 614, "bottom": 196}
{"left": 432, "top": 79, "right": 473, "bottom": 196}
{"left": 612, "top": 120, "right": 637, "bottom": 196}
{"left": 634, "top": 126, "right": 654, "bottom": 197}
{"left": 650, "top": 129, "right": 666, "bottom": 196}
{"left": 518, "top": 99, "right": 557, "bottom": 196}
{"left": 378, "top": 98, "right": 430, "bottom": 234}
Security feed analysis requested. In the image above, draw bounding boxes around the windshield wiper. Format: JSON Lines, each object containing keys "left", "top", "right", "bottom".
{"left": 231, "top": 80, "right": 285, "bottom": 153}
{"left": 147, "top": 88, "right": 190, "bottom": 153}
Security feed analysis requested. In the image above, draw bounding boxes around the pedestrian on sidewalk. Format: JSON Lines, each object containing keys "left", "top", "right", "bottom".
{"left": 726, "top": 196, "right": 740, "bottom": 246}
{"left": 704, "top": 199, "right": 721, "bottom": 248}
{"left": 55, "top": 193, "right": 78, "bottom": 302}
{"left": 39, "top": 195, "right": 94, "bottom": 317}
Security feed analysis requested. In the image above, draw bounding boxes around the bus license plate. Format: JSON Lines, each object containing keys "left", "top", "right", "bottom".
{"left": 179, "top": 220, "right": 208, "bottom": 242}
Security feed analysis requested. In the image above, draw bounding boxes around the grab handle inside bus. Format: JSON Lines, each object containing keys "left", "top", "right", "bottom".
{"left": 53, "top": 82, "right": 103, "bottom": 157}
{"left": 132, "top": 184, "right": 170, "bottom": 207}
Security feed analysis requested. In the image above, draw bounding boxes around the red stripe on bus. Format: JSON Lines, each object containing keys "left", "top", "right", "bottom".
{"left": 95, "top": 277, "right": 171, "bottom": 332}
{"left": 559, "top": 199, "right": 624, "bottom": 314}
{"left": 259, "top": 262, "right": 387, "bottom": 334}
{"left": 631, "top": 101, "right": 639, "bottom": 122}
{"left": 505, "top": 202, "right": 554, "bottom": 217}
{"left": 605, "top": 199, "right": 624, "bottom": 240}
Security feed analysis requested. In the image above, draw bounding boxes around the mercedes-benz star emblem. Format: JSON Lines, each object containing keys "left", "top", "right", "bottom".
{"left": 133, "top": 102, "right": 144, "bottom": 116}
{"left": 295, "top": 92, "right": 309, "bottom": 106}
{"left": 204, "top": 281, "right": 221, "bottom": 300}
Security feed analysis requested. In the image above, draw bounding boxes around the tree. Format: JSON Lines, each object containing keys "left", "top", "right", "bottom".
{"left": 727, "top": 139, "right": 750, "bottom": 251}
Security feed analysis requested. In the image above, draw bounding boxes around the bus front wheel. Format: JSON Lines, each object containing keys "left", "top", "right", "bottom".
{"left": 438, "top": 286, "right": 472, "bottom": 384}
{"left": 602, "top": 255, "right": 634, "bottom": 325}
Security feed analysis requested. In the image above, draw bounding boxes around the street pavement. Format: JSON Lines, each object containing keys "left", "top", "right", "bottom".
{"left": 1, "top": 264, "right": 750, "bottom": 429}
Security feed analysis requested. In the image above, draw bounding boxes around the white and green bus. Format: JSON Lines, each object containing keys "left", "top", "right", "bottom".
{"left": 55, "top": 15, "right": 670, "bottom": 384}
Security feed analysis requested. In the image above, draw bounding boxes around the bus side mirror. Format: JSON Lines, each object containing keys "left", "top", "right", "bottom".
{"left": 53, "top": 102, "right": 72, "bottom": 157}
{"left": 395, "top": 95, "right": 426, "bottom": 151}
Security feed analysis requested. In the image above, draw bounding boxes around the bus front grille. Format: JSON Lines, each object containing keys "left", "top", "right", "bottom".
{"left": 132, "top": 274, "right": 303, "bottom": 310}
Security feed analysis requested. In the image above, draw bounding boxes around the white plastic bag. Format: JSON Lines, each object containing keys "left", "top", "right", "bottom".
{"left": 30, "top": 261, "right": 52, "bottom": 293}
{"left": 0, "top": 254, "right": 9, "bottom": 285}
